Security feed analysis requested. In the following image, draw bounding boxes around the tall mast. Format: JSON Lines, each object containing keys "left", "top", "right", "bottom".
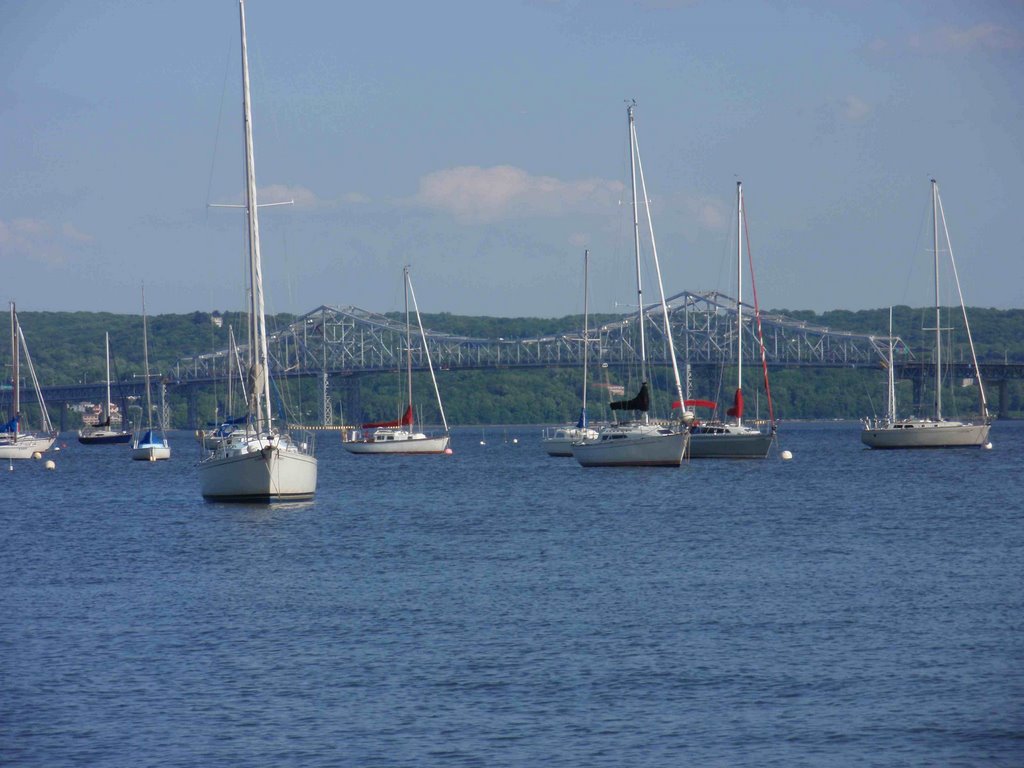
{"left": 404, "top": 265, "right": 414, "bottom": 429}
{"left": 407, "top": 269, "right": 449, "bottom": 435}
{"left": 240, "top": 0, "right": 271, "bottom": 432}
{"left": 736, "top": 181, "right": 744, "bottom": 426}
{"left": 627, "top": 102, "right": 648, "bottom": 423}
{"left": 581, "top": 249, "right": 590, "bottom": 426}
{"left": 142, "top": 285, "right": 153, "bottom": 431}
{"left": 105, "top": 331, "right": 112, "bottom": 423}
{"left": 632, "top": 103, "right": 686, "bottom": 419}
{"left": 887, "top": 306, "right": 896, "bottom": 423}
{"left": 10, "top": 303, "right": 19, "bottom": 428}
{"left": 932, "top": 178, "right": 942, "bottom": 421}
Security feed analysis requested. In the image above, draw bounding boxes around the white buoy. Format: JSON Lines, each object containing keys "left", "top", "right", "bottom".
{"left": 44, "top": 460, "right": 56, "bottom": 470}
{"left": 32, "top": 451, "right": 42, "bottom": 460}
{"left": 780, "top": 449, "right": 793, "bottom": 461}
{"left": 512, "top": 438, "right": 518, "bottom": 445}
{"left": 984, "top": 442, "right": 993, "bottom": 450}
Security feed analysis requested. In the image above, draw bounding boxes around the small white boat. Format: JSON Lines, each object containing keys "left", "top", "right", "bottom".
{"left": 343, "top": 266, "right": 451, "bottom": 456}
{"left": 542, "top": 424, "right": 599, "bottom": 457}
{"left": 77, "top": 332, "right": 131, "bottom": 445}
{"left": 861, "top": 180, "right": 991, "bottom": 450}
{"left": 0, "top": 302, "right": 57, "bottom": 459}
{"left": 542, "top": 250, "right": 599, "bottom": 456}
{"left": 131, "top": 286, "right": 171, "bottom": 462}
{"left": 198, "top": 0, "right": 317, "bottom": 501}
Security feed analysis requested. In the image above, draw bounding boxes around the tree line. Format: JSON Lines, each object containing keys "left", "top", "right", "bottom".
{"left": 8, "top": 306, "right": 1022, "bottom": 428}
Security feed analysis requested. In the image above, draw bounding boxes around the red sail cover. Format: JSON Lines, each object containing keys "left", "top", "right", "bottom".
{"left": 362, "top": 404, "right": 413, "bottom": 429}
{"left": 671, "top": 399, "right": 717, "bottom": 410}
{"left": 726, "top": 389, "right": 743, "bottom": 418}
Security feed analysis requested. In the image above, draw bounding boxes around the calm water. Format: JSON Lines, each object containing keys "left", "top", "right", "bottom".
{"left": 2, "top": 422, "right": 1022, "bottom": 767}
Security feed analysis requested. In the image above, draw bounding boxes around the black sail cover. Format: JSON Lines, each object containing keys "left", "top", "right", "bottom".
{"left": 610, "top": 381, "right": 650, "bottom": 412}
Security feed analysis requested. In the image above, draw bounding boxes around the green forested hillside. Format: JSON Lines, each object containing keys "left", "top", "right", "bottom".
{"left": 9, "top": 306, "right": 1023, "bottom": 428}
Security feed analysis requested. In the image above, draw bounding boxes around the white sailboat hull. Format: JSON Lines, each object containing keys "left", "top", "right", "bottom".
{"left": 199, "top": 441, "right": 318, "bottom": 501}
{"left": 343, "top": 432, "right": 450, "bottom": 455}
{"left": 861, "top": 419, "right": 991, "bottom": 449}
{"left": 0, "top": 433, "right": 57, "bottom": 460}
{"left": 688, "top": 425, "right": 774, "bottom": 458}
{"left": 131, "top": 442, "right": 171, "bottom": 461}
{"left": 541, "top": 426, "right": 599, "bottom": 457}
{"left": 572, "top": 424, "right": 687, "bottom": 467}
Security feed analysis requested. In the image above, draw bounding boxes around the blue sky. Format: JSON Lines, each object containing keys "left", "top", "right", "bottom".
{"left": 2, "top": 0, "right": 1022, "bottom": 319}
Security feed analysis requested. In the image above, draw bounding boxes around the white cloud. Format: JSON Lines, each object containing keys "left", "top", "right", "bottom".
{"left": 683, "top": 196, "right": 729, "bottom": 231}
{"left": 0, "top": 218, "right": 91, "bottom": 265}
{"left": 843, "top": 95, "right": 872, "bottom": 122}
{"left": 910, "top": 23, "right": 1023, "bottom": 52}
{"left": 411, "top": 165, "right": 624, "bottom": 221}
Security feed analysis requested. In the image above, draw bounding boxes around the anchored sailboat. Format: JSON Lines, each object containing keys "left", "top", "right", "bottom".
{"left": 542, "top": 249, "right": 599, "bottom": 456}
{"left": 78, "top": 332, "right": 132, "bottom": 445}
{"left": 343, "top": 266, "right": 451, "bottom": 455}
{"left": 0, "top": 303, "right": 57, "bottom": 459}
{"left": 131, "top": 286, "right": 170, "bottom": 461}
{"left": 571, "top": 103, "right": 689, "bottom": 467}
{"left": 687, "top": 181, "right": 776, "bottom": 458}
{"left": 198, "top": 0, "right": 317, "bottom": 500}
{"left": 861, "top": 179, "right": 991, "bottom": 449}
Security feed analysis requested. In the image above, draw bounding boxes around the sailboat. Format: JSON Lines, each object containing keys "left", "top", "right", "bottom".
{"left": 343, "top": 266, "right": 451, "bottom": 455}
{"left": 0, "top": 303, "right": 57, "bottom": 459}
{"left": 198, "top": 0, "right": 317, "bottom": 500}
{"left": 131, "top": 286, "right": 170, "bottom": 461}
{"left": 861, "top": 179, "right": 991, "bottom": 449}
{"left": 571, "top": 103, "right": 689, "bottom": 467}
{"left": 541, "top": 249, "right": 599, "bottom": 456}
{"left": 78, "top": 332, "right": 132, "bottom": 444}
{"left": 687, "top": 181, "right": 775, "bottom": 458}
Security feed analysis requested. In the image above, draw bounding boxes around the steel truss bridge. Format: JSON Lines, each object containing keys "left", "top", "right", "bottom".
{"left": 172, "top": 291, "right": 909, "bottom": 381}
{"left": 160, "top": 290, "right": 1019, "bottom": 424}
{"left": 6, "top": 291, "right": 1021, "bottom": 426}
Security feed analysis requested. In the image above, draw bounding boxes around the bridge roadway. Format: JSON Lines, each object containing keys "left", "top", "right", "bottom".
{"left": 4, "top": 291, "right": 1022, "bottom": 425}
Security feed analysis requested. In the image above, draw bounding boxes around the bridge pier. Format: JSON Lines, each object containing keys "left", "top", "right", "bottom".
{"left": 998, "top": 379, "right": 1008, "bottom": 419}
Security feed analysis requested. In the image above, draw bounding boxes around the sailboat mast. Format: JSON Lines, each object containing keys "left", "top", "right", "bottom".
{"left": 142, "top": 286, "right": 154, "bottom": 431}
{"left": 581, "top": 249, "right": 590, "bottom": 423}
{"left": 887, "top": 307, "right": 896, "bottom": 423}
{"left": 627, "top": 102, "right": 648, "bottom": 422}
{"left": 932, "top": 178, "right": 942, "bottom": 421}
{"left": 404, "top": 265, "right": 414, "bottom": 429}
{"left": 239, "top": 0, "right": 271, "bottom": 432}
{"left": 10, "top": 303, "right": 19, "bottom": 426}
{"left": 105, "top": 331, "right": 112, "bottom": 423}
{"left": 407, "top": 270, "right": 449, "bottom": 434}
{"left": 736, "top": 181, "right": 744, "bottom": 427}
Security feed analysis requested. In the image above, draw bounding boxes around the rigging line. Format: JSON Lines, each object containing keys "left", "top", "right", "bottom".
{"left": 742, "top": 201, "right": 776, "bottom": 428}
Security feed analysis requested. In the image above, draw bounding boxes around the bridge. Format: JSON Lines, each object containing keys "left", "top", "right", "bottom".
{"left": 6, "top": 291, "right": 1022, "bottom": 426}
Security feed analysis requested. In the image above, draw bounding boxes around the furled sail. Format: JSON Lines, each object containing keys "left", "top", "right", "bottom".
{"left": 575, "top": 408, "right": 588, "bottom": 429}
{"left": 362, "top": 404, "right": 413, "bottom": 430}
{"left": 610, "top": 382, "right": 649, "bottom": 412}
{"left": 727, "top": 388, "right": 744, "bottom": 419}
